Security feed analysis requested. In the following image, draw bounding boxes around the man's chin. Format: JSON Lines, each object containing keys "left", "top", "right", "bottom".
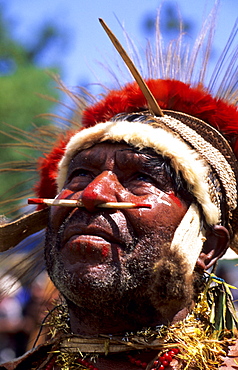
{"left": 48, "top": 256, "right": 123, "bottom": 310}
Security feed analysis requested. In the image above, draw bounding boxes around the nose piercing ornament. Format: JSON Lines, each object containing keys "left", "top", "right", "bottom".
{"left": 28, "top": 198, "right": 152, "bottom": 209}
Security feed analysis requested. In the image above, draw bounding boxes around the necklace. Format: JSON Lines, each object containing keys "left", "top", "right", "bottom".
{"left": 128, "top": 347, "right": 180, "bottom": 369}
{"left": 45, "top": 347, "right": 180, "bottom": 370}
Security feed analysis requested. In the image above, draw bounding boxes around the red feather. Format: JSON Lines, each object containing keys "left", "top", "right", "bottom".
{"left": 82, "top": 79, "right": 238, "bottom": 153}
{"left": 34, "top": 132, "right": 75, "bottom": 207}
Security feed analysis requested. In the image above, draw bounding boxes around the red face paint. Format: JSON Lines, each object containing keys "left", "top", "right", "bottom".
{"left": 101, "top": 245, "right": 110, "bottom": 257}
{"left": 57, "top": 189, "right": 74, "bottom": 200}
{"left": 168, "top": 192, "right": 182, "bottom": 208}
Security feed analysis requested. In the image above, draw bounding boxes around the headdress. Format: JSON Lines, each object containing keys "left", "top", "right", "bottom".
{"left": 0, "top": 4, "right": 238, "bottom": 277}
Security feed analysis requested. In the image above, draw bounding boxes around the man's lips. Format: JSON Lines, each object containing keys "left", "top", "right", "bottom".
{"left": 62, "top": 224, "right": 128, "bottom": 249}
{"left": 63, "top": 235, "right": 112, "bottom": 263}
{"left": 61, "top": 224, "right": 132, "bottom": 265}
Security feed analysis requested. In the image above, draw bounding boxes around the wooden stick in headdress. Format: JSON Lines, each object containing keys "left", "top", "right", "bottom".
{"left": 0, "top": 208, "right": 49, "bottom": 252}
{"left": 99, "top": 18, "right": 164, "bottom": 117}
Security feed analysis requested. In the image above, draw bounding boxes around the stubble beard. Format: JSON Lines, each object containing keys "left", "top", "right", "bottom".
{"left": 45, "top": 222, "right": 153, "bottom": 315}
{"left": 44, "top": 223, "right": 195, "bottom": 320}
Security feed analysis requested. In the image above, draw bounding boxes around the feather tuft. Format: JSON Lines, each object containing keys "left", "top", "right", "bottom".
{"left": 82, "top": 79, "right": 238, "bottom": 153}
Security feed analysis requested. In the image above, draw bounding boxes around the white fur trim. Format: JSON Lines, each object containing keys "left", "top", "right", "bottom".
{"left": 170, "top": 203, "right": 206, "bottom": 275}
{"left": 57, "top": 118, "right": 219, "bottom": 225}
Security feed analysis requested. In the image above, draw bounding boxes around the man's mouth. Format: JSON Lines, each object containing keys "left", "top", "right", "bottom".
{"left": 63, "top": 234, "right": 113, "bottom": 263}
{"left": 60, "top": 222, "right": 135, "bottom": 265}
{"left": 63, "top": 225, "right": 126, "bottom": 247}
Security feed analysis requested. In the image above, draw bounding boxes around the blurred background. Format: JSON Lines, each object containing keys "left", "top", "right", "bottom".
{"left": 1, "top": 0, "right": 237, "bottom": 87}
{"left": 0, "top": 0, "right": 237, "bottom": 363}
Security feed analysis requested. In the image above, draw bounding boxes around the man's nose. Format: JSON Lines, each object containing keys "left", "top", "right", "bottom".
{"left": 80, "top": 171, "right": 122, "bottom": 212}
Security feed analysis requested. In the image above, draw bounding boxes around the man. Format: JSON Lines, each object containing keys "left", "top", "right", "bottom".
{"left": 0, "top": 10, "right": 238, "bottom": 370}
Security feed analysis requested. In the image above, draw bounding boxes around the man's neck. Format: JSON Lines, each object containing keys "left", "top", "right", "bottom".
{"left": 66, "top": 300, "right": 190, "bottom": 336}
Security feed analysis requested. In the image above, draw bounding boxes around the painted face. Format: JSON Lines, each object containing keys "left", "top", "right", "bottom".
{"left": 45, "top": 142, "right": 189, "bottom": 311}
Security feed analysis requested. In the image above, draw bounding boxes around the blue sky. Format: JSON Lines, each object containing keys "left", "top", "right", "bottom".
{"left": 2, "top": 0, "right": 238, "bottom": 91}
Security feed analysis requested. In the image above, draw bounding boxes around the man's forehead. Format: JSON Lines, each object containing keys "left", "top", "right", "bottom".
{"left": 68, "top": 141, "right": 163, "bottom": 169}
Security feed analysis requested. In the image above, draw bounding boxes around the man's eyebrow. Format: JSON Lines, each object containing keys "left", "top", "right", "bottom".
{"left": 120, "top": 147, "right": 164, "bottom": 161}
{"left": 118, "top": 147, "right": 160, "bottom": 159}
{"left": 69, "top": 151, "right": 99, "bottom": 167}
{"left": 118, "top": 147, "right": 166, "bottom": 173}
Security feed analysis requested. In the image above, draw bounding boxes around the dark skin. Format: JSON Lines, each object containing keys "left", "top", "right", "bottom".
{"left": 44, "top": 142, "right": 231, "bottom": 369}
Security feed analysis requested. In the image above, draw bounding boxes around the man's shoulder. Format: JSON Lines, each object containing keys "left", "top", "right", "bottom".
{"left": 0, "top": 340, "right": 55, "bottom": 370}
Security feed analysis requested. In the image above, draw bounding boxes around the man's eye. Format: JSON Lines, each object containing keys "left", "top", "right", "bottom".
{"left": 135, "top": 173, "right": 153, "bottom": 182}
{"left": 67, "top": 169, "right": 91, "bottom": 184}
{"left": 74, "top": 169, "right": 88, "bottom": 176}
{"left": 71, "top": 169, "right": 89, "bottom": 178}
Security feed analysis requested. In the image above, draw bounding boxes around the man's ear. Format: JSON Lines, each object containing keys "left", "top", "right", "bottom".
{"left": 196, "top": 225, "right": 230, "bottom": 271}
